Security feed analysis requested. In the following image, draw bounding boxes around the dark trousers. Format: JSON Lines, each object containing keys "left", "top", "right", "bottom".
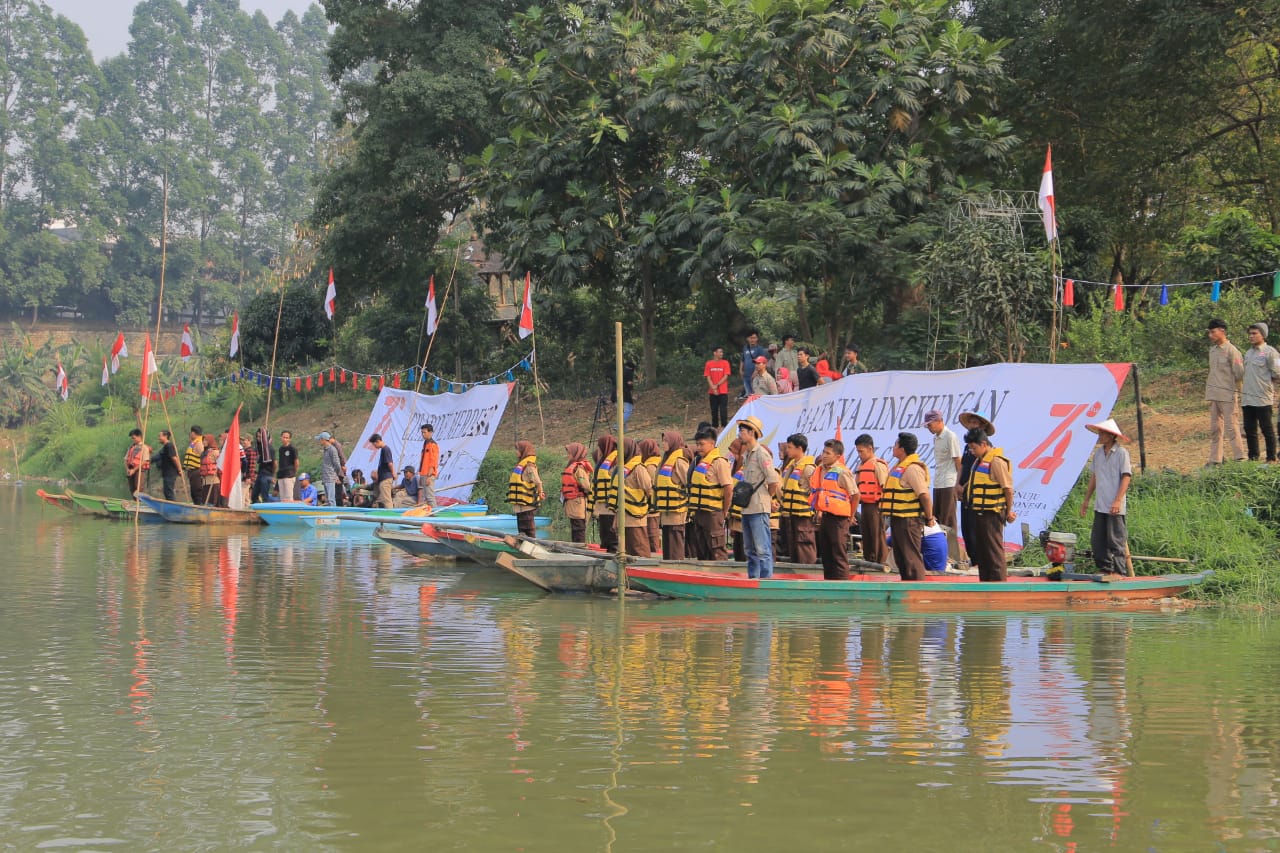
{"left": 889, "top": 516, "right": 925, "bottom": 580}
{"left": 1243, "top": 405, "right": 1277, "bottom": 461}
{"left": 968, "top": 509, "right": 1007, "bottom": 582}
{"left": 624, "top": 523, "right": 651, "bottom": 557}
{"left": 516, "top": 509, "right": 537, "bottom": 538}
{"left": 709, "top": 394, "right": 728, "bottom": 429}
{"left": 691, "top": 510, "right": 728, "bottom": 561}
{"left": 186, "top": 470, "right": 202, "bottom": 503}
{"left": 251, "top": 473, "right": 274, "bottom": 504}
{"left": 732, "top": 528, "right": 745, "bottom": 561}
{"left": 784, "top": 516, "right": 817, "bottom": 564}
{"left": 127, "top": 471, "right": 145, "bottom": 495}
{"left": 818, "top": 513, "right": 851, "bottom": 579}
{"left": 858, "top": 503, "right": 887, "bottom": 567}
{"left": 960, "top": 505, "right": 977, "bottom": 570}
{"left": 597, "top": 514, "right": 618, "bottom": 552}
{"left": 162, "top": 474, "right": 177, "bottom": 502}
{"left": 647, "top": 515, "right": 661, "bottom": 554}
{"left": 933, "top": 486, "right": 957, "bottom": 532}
{"left": 1090, "top": 511, "right": 1128, "bottom": 574}
{"left": 569, "top": 516, "right": 587, "bottom": 543}
{"left": 662, "top": 523, "right": 686, "bottom": 560}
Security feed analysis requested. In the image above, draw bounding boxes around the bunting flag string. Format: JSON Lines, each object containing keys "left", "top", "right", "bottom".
{"left": 1056, "top": 269, "right": 1280, "bottom": 309}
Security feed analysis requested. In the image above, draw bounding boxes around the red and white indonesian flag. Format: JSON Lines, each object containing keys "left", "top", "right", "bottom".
{"left": 324, "top": 268, "right": 336, "bottom": 321}
{"left": 101, "top": 356, "right": 109, "bottom": 387}
{"left": 109, "top": 331, "right": 127, "bottom": 373}
{"left": 55, "top": 360, "right": 68, "bottom": 400}
{"left": 517, "top": 272, "right": 533, "bottom": 339}
{"left": 180, "top": 324, "right": 194, "bottom": 360}
{"left": 139, "top": 334, "right": 158, "bottom": 407}
{"left": 229, "top": 312, "right": 240, "bottom": 358}
{"left": 1038, "top": 145, "right": 1058, "bottom": 243}
{"left": 218, "top": 404, "right": 245, "bottom": 509}
{"left": 425, "top": 275, "right": 439, "bottom": 335}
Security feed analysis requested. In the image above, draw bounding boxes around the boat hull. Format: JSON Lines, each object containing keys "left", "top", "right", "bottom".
{"left": 134, "top": 493, "right": 262, "bottom": 525}
{"left": 66, "top": 489, "right": 162, "bottom": 521}
{"left": 373, "top": 527, "right": 461, "bottom": 559}
{"left": 625, "top": 566, "right": 1211, "bottom": 608}
{"left": 251, "top": 502, "right": 488, "bottom": 527}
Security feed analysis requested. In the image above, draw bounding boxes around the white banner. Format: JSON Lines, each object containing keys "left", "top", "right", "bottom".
{"left": 345, "top": 384, "right": 514, "bottom": 502}
{"left": 724, "top": 363, "right": 1131, "bottom": 548}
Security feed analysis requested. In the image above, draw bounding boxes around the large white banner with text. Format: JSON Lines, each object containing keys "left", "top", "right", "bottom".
{"left": 346, "top": 383, "right": 513, "bottom": 502}
{"left": 725, "top": 363, "right": 1131, "bottom": 548}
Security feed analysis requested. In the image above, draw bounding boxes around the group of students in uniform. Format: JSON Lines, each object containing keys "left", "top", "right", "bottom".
{"left": 503, "top": 407, "right": 1023, "bottom": 582}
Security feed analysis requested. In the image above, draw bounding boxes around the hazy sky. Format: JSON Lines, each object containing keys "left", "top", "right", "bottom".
{"left": 44, "top": 0, "right": 322, "bottom": 60}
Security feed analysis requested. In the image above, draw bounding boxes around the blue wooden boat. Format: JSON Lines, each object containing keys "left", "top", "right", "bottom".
{"left": 251, "top": 501, "right": 488, "bottom": 527}
{"left": 134, "top": 493, "right": 262, "bottom": 525}
{"left": 373, "top": 526, "right": 461, "bottom": 559}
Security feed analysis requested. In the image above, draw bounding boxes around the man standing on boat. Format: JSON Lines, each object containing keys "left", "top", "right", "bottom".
{"left": 882, "top": 432, "right": 934, "bottom": 581}
{"left": 811, "top": 438, "right": 858, "bottom": 579}
{"left": 923, "top": 409, "right": 961, "bottom": 542}
{"left": 370, "top": 433, "right": 395, "bottom": 508}
{"left": 124, "top": 429, "right": 150, "bottom": 496}
{"left": 778, "top": 433, "right": 817, "bottom": 565}
{"left": 317, "top": 432, "right": 342, "bottom": 506}
{"left": 417, "top": 423, "right": 440, "bottom": 509}
{"left": 960, "top": 429, "right": 1015, "bottom": 582}
{"left": 1205, "top": 318, "right": 1246, "bottom": 465}
{"left": 152, "top": 430, "right": 180, "bottom": 501}
{"left": 1079, "top": 418, "right": 1132, "bottom": 575}
{"left": 276, "top": 430, "right": 298, "bottom": 501}
{"left": 736, "top": 416, "right": 780, "bottom": 578}
{"left": 852, "top": 433, "right": 889, "bottom": 568}
{"left": 183, "top": 426, "right": 204, "bottom": 504}
{"left": 687, "top": 427, "right": 733, "bottom": 560}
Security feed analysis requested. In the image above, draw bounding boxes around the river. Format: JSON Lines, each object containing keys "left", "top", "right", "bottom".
{"left": 2, "top": 486, "right": 1277, "bottom": 851}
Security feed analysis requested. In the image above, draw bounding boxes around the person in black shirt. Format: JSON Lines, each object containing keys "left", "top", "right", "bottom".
{"left": 151, "top": 430, "right": 181, "bottom": 501}
{"left": 276, "top": 430, "right": 299, "bottom": 500}
{"left": 610, "top": 362, "right": 637, "bottom": 423}
{"left": 796, "top": 347, "right": 820, "bottom": 390}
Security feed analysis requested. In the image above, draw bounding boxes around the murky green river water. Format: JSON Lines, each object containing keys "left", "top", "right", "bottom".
{"left": 3, "top": 486, "right": 1279, "bottom": 851}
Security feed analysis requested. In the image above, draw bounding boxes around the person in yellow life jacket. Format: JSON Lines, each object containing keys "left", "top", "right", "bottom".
{"left": 619, "top": 438, "right": 653, "bottom": 557}
{"left": 810, "top": 438, "right": 857, "bottom": 579}
{"left": 560, "top": 442, "right": 593, "bottom": 543}
{"left": 884, "top": 432, "right": 934, "bottom": 581}
{"left": 591, "top": 435, "right": 620, "bottom": 551}
{"left": 638, "top": 438, "right": 663, "bottom": 555}
{"left": 506, "top": 439, "right": 545, "bottom": 537}
{"left": 654, "top": 430, "right": 690, "bottom": 559}
{"left": 688, "top": 426, "right": 733, "bottom": 560}
{"left": 779, "top": 433, "right": 818, "bottom": 564}
{"left": 853, "top": 433, "right": 890, "bottom": 569}
{"left": 962, "top": 428, "right": 1016, "bottom": 581}
{"left": 183, "top": 425, "right": 204, "bottom": 504}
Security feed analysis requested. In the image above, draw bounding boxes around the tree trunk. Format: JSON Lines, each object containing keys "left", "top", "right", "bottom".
{"left": 795, "top": 282, "right": 812, "bottom": 343}
{"left": 640, "top": 259, "right": 656, "bottom": 387}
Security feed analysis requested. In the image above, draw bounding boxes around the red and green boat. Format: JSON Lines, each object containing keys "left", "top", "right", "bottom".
{"left": 624, "top": 565, "right": 1211, "bottom": 609}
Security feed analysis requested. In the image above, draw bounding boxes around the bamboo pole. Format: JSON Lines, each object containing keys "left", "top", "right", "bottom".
{"left": 614, "top": 321, "right": 627, "bottom": 597}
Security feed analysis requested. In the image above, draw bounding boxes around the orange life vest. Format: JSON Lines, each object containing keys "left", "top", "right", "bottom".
{"left": 810, "top": 465, "right": 853, "bottom": 517}
{"left": 560, "top": 460, "right": 591, "bottom": 500}
{"left": 856, "top": 457, "right": 885, "bottom": 504}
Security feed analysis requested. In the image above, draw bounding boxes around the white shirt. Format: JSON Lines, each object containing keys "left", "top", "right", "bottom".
{"left": 932, "top": 427, "right": 961, "bottom": 488}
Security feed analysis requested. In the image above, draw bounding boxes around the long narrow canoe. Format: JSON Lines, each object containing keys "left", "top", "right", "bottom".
{"left": 251, "top": 502, "right": 488, "bottom": 527}
{"left": 65, "top": 489, "right": 162, "bottom": 521}
{"left": 373, "top": 526, "right": 461, "bottom": 559}
{"left": 423, "top": 523, "right": 522, "bottom": 564}
{"left": 495, "top": 552, "right": 663, "bottom": 593}
{"left": 134, "top": 492, "right": 262, "bottom": 525}
{"left": 625, "top": 565, "right": 1212, "bottom": 609}
{"left": 36, "top": 489, "right": 75, "bottom": 512}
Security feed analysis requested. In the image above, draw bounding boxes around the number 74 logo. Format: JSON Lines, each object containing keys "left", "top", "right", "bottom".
{"left": 1018, "top": 401, "right": 1102, "bottom": 484}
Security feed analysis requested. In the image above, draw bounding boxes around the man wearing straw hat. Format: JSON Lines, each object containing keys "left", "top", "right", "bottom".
{"left": 1079, "top": 418, "right": 1133, "bottom": 575}
{"left": 735, "top": 415, "right": 780, "bottom": 578}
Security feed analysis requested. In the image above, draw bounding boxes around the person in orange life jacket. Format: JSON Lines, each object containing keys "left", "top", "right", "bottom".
{"left": 591, "top": 435, "right": 620, "bottom": 551}
{"left": 726, "top": 435, "right": 747, "bottom": 561}
{"left": 778, "top": 433, "right": 818, "bottom": 564}
{"left": 810, "top": 438, "right": 858, "bottom": 579}
{"left": 507, "top": 439, "right": 544, "bottom": 538}
{"left": 199, "top": 431, "right": 221, "bottom": 506}
{"left": 884, "top": 432, "right": 934, "bottom": 581}
{"left": 736, "top": 416, "right": 781, "bottom": 578}
{"left": 688, "top": 427, "right": 733, "bottom": 561}
{"left": 618, "top": 438, "right": 654, "bottom": 557}
{"left": 124, "top": 428, "right": 151, "bottom": 495}
{"left": 852, "top": 433, "right": 890, "bottom": 568}
{"left": 638, "top": 438, "right": 663, "bottom": 554}
{"left": 560, "top": 442, "right": 594, "bottom": 543}
{"left": 417, "top": 423, "right": 440, "bottom": 509}
{"left": 655, "top": 430, "right": 690, "bottom": 559}
{"left": 961, "top": 428, "right": 1015, "bottom": 582}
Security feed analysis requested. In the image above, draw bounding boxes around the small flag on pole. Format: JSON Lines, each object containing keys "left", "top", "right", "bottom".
{"left": 1062, "top": 279, "right": 1074, "bottom": 307}
{"left": 1037, "top": 145, "right": 1058, "bottom": 243}
{"left": 1160, "top": 284, "right": 1169, "bottom": 305}
{"left": 517, "top": 272, "right": 534, "bottom": 339}
{"left": 324, "top": 268, "right": 337, "bottom": 321}
{"left": 140, "top": 334, "right": 158, "bottom": 408}
{"left": 1212, "top": 280, "right": 1221, "bottom": 302}
{"left": 109, "top": 331, "right": 127, "bottom": 373}
{"left": 1113, "top": 284, "right": 1124, "bottom": 312}
{"left": 229, "top": 312, "right": 240, "bottom": 358}
{"left": 180, "top": 324, "right": 194, "bottom": 360}
{"left": 101, "top": 356, "right": 109, "bottom": 387}
{"left": 425, "top": 275, "right": 438, "bottom": 335}
{"left": 55, "top": 360, "right": 68, "bottom": 400}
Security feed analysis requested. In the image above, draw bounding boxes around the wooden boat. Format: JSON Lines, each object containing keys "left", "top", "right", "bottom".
{"left": 36, "top": 488, "right": 75, "bottom": 512}
{"left": 624, "top": 565, "right": 1212, "bottom": 608}
{"left": 65, "top": 489, "right": 162, "bottom": 521}
{"left": 495, "top": 551, "right": 661, "bottom": 593}
{"left": 251, "top": 501, "right": 488, "bottom": 527}
{"left": 133, "top": 492, "right": 262, "bottom": 525}
{"left": 422, "top": 523, "right": 521, "bottom": 564}
{"left": 373, "top": 526, "right": 461, "bottom": 559}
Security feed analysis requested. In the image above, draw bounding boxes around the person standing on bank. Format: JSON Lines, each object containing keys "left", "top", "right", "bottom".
{"left": 417, "top": 423, "right": 440, "bottom": 508}
{"left": 778, "top": 433, "right": 817, "bottom": 565}
{"left": 1079, "top": 418, "right": 1133, "bottom": 575}
{"left": 276, "top": 430, "right": 298, "bottom": 500}
{"left": 152, "top": 429, "right": 180, "bottom": 500}
{"left": 507, "top": 440, "right": 544, "bottom": 537}
{"left": 561, "top": 442, "right": 593, "bottom": 544}
{"left": 750, "top": 357, "right": 779, "bottom": 396}
{"left": 775, "top": 335, "right": 799, "bottom": 382}
{"left": 591, "top": 435, "right": 620, "bottom": 551}
{"left": 638, "top": 438, "right": 663, "bottom": 554}
{"left": 882, "top": 432, "right": 934, "bottom": 581}
{"left": 923, "top": 409, "right": 962, "bottom": 536}
{"left": 654, "top": 431, "right": 690, "bottom": 559}
{"left": 1241, "top": 322, "right": 1280, "bottom": 463}
{"left": 687, "top": 427, "right": 734, "bottom": 560}
{"left": 961, "top": 429, "right": 1015, "bottom": 582}
{"left": 852, "top": 433, "right": 889, "bottom": 568}
{"left": 735, "top": 416, "right": 780, "bottom": 578}
{"left": 1205, "top": 318, "right": 1246, "bottom": 465}
{"left": 317, "top": 432, "right": 343, "bottom": 506}
{"left": 704, "top": 346, "right": 732, "bottom": 430}
{"left": 811, "top": 438, "right": 858, "bottom": 579}
{"left": 370, "top": 433, "right": 396, "bottom": 508}
{"left": 740, "top": 330, "right": 768, "bottom": 397}
{"left": 252, "top": 428, "right": 274, "bottom": 504}
{"left": 620, "top": 439, "right": 653, "bottom": 557}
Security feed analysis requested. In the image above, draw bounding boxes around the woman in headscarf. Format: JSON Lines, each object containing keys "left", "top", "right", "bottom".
{"left": 776, "top": 366, "right": 794, "bottom": 394}
{"left": 620, "top": 438, "right": 652, "bottom": 557}
{"left": 591, "top": 435, "right": 620, "bottom": 551}
{"left": 560, "top": 442, "right": 593, "bottom": 543}
{"left": 251, "top": 427, "right": 275, "bottom": 504}
{"left": 505, "top": 439, "right": 544, "bottom": 537}
{"left": 727, "top": 436, "right": 747, "bottom": 561}
{"left": 654, "top": 430, "right": 690, "bottom": 560}
{"left": 638, "top": 437, "right": 663, "bottom": 554}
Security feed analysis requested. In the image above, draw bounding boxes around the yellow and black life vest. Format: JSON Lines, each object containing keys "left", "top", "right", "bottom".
{"left": 183, "top": 442, "right": 202, "bottom": 471}
{"left": 506, "top": 455, "right": 539, "bottom": 505}
{"left": 687, "top": 448, "right": 727, "bottom": 512}
{"left": 964, "top": 447, "right": 1009, "bottom": 512}
{"left": 856, "top": 457, "right": 885, "bottom": 504}
{"left": 728, "top": 469, "right": 745, "bottom": 521}
{"left": 779, "top": 455, "right": 815, "bottom": 517}
{"left": 810, "top": 464, "right": 853, "bottom": 517}
{"left": 653, "top": 449, "right": 688, "bottom": 513}
{"left": 591, "top": 451, "right": 619, "bottom": 512}
{"left": 560, "top": 460, "right": 591, "bottom": 501}
{"left": 622, "top": 456, "right": 650, "bottom": 518}
{"left": 882, "top": 454, "right": 928, "bottom": 518}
